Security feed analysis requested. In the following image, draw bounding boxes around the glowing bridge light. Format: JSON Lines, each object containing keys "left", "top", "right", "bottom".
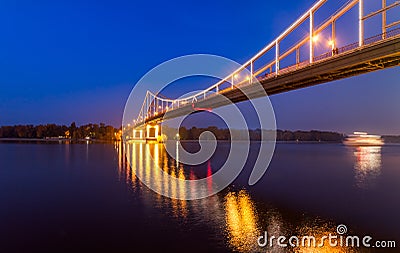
{"left": 234, "top": 73, "right": 239, "bottom": 79}
{"left": 312, "top": 34, "right": 319, "bottom": 42}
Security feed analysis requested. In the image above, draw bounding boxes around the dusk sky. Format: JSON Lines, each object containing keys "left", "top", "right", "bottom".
{"left": 1, "top": 0, "right": 399, "bottom": 134}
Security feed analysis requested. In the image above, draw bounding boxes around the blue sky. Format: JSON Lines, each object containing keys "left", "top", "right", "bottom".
{"left": 0, "top": 0, "right": 399, "bottom": 134}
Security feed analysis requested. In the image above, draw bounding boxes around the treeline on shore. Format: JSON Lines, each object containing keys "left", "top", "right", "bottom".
{"left": 382, "top": 135, "right": 400, "bottom": 143}
{"left": 0, "top": 123, "right": 121, "bottom": 141}
{"left": 2, "top": 124, "right": 399, "bottom": 143}
{"left": 175, "top": 127, "right": 400, "bottom": 142}
{"left": 171, "top": 126, "right": 345, "bottom": 142}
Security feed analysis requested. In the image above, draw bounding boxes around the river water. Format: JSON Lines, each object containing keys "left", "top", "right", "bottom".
{"left": 0, "top": 142, "right": 399, "bottom": 252}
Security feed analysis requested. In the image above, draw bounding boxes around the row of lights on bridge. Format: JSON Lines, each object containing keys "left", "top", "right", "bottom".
{"left": 132, "top": 35, "right": 336, "bottom": 125}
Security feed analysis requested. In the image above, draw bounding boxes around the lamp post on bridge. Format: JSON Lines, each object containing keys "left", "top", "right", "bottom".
{"left": 309, "top": 10, "right": 314, "bottom": 64}
{"left": 359, "top": 0, "right": 364, "bottom": 47}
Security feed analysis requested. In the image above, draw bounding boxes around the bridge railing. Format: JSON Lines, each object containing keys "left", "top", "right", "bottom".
{"left": 364, "top": 27, "right": 400, "bottom": 45}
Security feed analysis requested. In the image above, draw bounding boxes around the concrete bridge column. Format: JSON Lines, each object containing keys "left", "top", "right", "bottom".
{"left": 132, "top": 129, "right": 144, "bottom": 140}
{"left": 145, "top": 124, "right": 160, "bottom": 141}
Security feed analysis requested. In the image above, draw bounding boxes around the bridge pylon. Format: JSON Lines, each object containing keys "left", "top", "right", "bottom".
{"left": 130, "top": 123, "right": 162, "bottom": 143}
{"left": 145, "top": 124, "right": 161, "bottom": 143}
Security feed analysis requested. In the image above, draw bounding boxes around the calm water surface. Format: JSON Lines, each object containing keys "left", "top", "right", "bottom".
{"left": 0, "top": 142, "right": 399, "bottom": 252}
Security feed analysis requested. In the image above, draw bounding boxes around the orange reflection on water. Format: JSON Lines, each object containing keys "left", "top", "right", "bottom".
{"left": 117, "top": 141, "right": 122, "bottom": 179}
{"left": 353, "top": 146, "right": 382, "bottom": 189}
{"left": 294, "top": 222, "right": 358, "bottom": 253}
{"left": 177, "top": 165, "right": 187, "bottom": 217}
{"left": 130, "top": 143, "right": 137, "bottom": 189}
{"left": 145, "top": 144, "right": 151, "bottom": 187}
{"left": 162, "top": 150, "right": 169, "bottom": 199}
{"left": 125, "top": 143, "right": 130, "bottom": 182}
{"left": 137, "top": 143, "right": 144, "bottom": 190}
{"left": 125, "top": 142, "right": 190, "bottom": 217}
{"left": 121, "top": 143, "right": 364, "bottom": 253}
{"left": 224, "top": 190, "right": 261, "bottom": 252}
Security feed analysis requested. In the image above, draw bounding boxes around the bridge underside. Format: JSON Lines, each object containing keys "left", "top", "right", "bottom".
{"left": 254, "top": 37, "right": 399, "bottom": 97}
{"left": 138, "top": 36, "right": 400, "bottom": 126}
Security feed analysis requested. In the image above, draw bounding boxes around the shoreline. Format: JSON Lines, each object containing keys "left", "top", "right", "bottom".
{"left": 0, "top": 138, "right": 115, "bottom": 143}
{"left": 2, "top": 138, "right": 399, "bottom": 144}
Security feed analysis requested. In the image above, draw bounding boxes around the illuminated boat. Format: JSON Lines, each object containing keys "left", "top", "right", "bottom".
{"left": 343, "top": 132, "right": 384, "bottom": 146}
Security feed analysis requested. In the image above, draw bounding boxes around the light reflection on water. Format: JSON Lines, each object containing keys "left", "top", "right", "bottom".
{"left": 117, "top": 142, "right": 365, "bottom": 252}
{"left": 224, "top": 190, "right": 261, "bottom": 252}
{"left": 2, "top": 142, "right": 398, "bottom": 252}
{"left": 352, "top": 146, "right": 382, "bottom": 189}
{"left": 293, "top": 223, "right": 358, "bottom": 253}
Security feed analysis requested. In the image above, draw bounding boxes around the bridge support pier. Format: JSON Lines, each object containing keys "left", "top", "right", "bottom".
{"left": 145, "top": 124, "right": 162, "bottom": 143}
{"left": 131, "top": 124, "right": 162, "bottom": 143}
{"left": 131, "top": 129, "right": 145, "bottom": 142}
